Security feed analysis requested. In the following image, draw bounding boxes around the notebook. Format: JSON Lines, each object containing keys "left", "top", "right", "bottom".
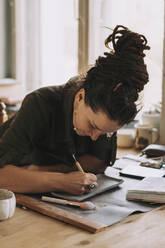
{"left": 50, "top": 174, "right": 123, "bottom": 202}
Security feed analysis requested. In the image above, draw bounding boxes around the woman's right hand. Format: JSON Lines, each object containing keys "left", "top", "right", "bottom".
{"left": 59, "top": 171, "right": 98, "bottom": 195}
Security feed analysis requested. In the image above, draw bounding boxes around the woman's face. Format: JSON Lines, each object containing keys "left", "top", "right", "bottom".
{"left": 73, "top": 89, "right": 123, "bottom": 141}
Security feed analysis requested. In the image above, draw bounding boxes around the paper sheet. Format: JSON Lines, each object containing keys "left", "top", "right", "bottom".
{"left": 37, "top": 169, "right": 159, "bottom": 226}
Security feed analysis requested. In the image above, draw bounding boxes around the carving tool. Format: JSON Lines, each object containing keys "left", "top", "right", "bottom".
{"left": 41, "top": 196, "right": 96, "bottom": 210}
{"left": 72, "top": 154, "right": 96, "bottom": 190}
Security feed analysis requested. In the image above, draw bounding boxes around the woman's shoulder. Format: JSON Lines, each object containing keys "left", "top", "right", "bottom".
{"left": 24, "top": 84, "right": 65, "bottom": 107}
{"left": 64, "top": 75, "right": 84, "bottom": 90}
{"left": 22, "top": 75, "right": 83, "bottom": 108}
{"left": 28, "top": 76, "right": 80, "bottom": 97}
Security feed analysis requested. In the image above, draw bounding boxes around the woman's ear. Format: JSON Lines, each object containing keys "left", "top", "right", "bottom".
{"left": 76, "top": 88, "right": 85, "bottom": 102}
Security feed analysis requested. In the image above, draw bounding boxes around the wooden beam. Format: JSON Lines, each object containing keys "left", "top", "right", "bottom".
{"left": 15, "top": 193, "right": 107, "bottom": 233}
{"left": 160, "top": 1, "right": 165, "bottom": 145}
{"left": 78, "top": 0, "right": 89, "bottom": 73}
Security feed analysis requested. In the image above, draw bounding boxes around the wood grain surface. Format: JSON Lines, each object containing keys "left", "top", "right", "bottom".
{"left": 1, "top": 203, "right": 165, "bottom": 248}
{"left": 15, "top": 193, "right": 107, "bottom": 233}
{"left": 1, "top": 149, "right": 164, "bottom": 248}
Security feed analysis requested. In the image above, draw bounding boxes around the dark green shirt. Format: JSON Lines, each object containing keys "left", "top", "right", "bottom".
{"left": 0, "top": 77, "right": 117, "bottom": 168}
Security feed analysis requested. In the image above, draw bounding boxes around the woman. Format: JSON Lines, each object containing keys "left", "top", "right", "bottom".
{"left": 0, "top": 25, "right": 150, "bottom": 195}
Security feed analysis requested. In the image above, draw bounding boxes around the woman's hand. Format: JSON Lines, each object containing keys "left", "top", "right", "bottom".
{"left": 59, "top": 171, "right": 98, "bottom": 195}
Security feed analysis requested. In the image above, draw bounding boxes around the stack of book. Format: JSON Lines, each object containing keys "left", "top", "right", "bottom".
{"left": 126, "top": 177, "right": 165, "bottom": 203}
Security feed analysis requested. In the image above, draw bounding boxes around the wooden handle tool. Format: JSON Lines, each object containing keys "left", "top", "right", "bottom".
{"left": 41, "top": 196, "right": 96, "bottom": 210}
{"left": 72, "top": 154, "right": 84, "bottom": 173}
{"left": 72, "top": 154, "right": 97, "bottom": 190}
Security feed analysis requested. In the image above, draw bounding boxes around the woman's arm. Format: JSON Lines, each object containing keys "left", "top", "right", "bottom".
{"left": 24, "top": 164, "right": 76, "bottom": 173}
{"left": 0, "top": 164, "right": 97, "bottom": 194}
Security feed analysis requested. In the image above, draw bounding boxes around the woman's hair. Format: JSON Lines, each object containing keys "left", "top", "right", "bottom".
{"left": 82, "top": 25, "right": 150, "bottom": 125}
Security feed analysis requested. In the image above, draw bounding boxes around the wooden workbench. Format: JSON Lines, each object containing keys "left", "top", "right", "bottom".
{"left": 1, "top": 148, "right": 165, "bottom": 248}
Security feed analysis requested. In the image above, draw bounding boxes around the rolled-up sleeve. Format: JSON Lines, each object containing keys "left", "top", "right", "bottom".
{"left": 0, "top": 93, "right": 48, "bottom": 167}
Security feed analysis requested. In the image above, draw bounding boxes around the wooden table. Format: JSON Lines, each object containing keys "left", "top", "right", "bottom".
{"left": 1, "top": 148, "right": 165, "bottom": 248}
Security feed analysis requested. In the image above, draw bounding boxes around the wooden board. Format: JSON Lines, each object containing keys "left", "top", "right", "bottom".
{"left": 15, "top": 193, "right": 107, "bottom": 233}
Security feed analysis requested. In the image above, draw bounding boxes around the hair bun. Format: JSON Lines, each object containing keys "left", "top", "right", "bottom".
{"left": 84, "top": 24, "right": 150, "bottom": 125}
{"left": 105, "top": 25, "right": 150, "bottom": 57}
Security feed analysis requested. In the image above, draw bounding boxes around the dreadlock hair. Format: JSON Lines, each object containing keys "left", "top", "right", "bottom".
{"left": 82, "top": 25, "right": 150, "bottom": 125}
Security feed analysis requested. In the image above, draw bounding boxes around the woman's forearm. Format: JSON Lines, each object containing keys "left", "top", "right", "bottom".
{"left": 0, "top": 164, "right": 97, "bottom": 195}
{"left": 0, "top": 164, "right": 65, "bottom": 193}
{"left": 24, "top": 164, "right": 76, "bottom": 173}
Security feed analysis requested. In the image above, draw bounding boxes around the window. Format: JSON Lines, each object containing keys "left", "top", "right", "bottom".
{"left": 0, "top": 0, "right": 24, "bottom": 103}
{"left": 40, "top": 0, "right": 79, "bottom": 86}
{"left": 0, "top": 0, "right": 14, "bottom": 79}
{"left": 0, "top": 0, "right": 14, "bottom": 80}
